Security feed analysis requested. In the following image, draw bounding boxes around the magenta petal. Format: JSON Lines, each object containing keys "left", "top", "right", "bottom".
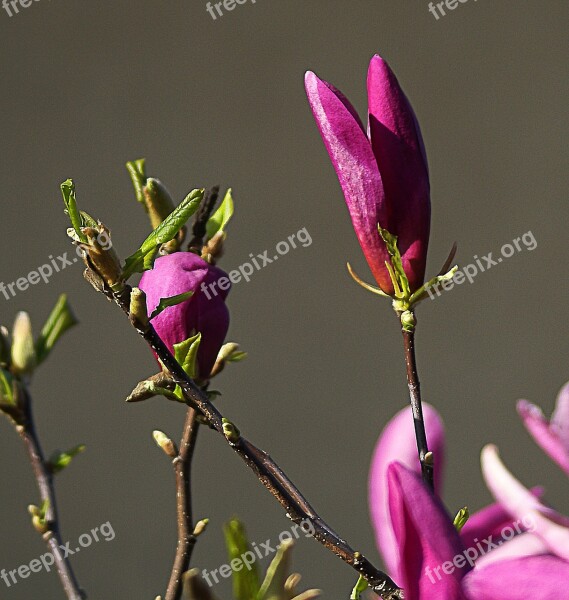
{"left": 518, "top": 396, "right": 569, "bottom": 476}
{"left": 139, "top": 253, "right": 230, "bottom": 380}
{"left": 304, "top": 71, "right": 392, "bottom": 293}
{"left": 462, "top": 555, "right": 569, "bottom": 600}
{"left": 481, "top": 445, "right": 569, "bottom": 561}
{"left": 388, "top": 464, "right": 468, "bottom": 599}
{"left": 367, "top": 55, "right": 430, "bottom": 291}
{"left": 369, "top": 404, "right": 445, "bottom": 581}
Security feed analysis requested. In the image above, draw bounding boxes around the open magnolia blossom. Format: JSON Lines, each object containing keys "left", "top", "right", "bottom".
{"left": 517, "top": 382, "right": 569, "bottom": 476}
{"left": 369, "top": 405, "right": 569, "bottom": 599}
{"left": 305, "top": 55, "right": 430, "bottom": 295}
{"left": 139, "top": 252, "right": 231, "bottom": 381}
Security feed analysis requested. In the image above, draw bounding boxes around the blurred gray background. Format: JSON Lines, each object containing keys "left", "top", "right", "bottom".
{"left": 1, "top": 0, "right": 568, "bottom": 597}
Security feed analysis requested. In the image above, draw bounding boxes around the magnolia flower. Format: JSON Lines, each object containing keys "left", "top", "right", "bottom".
{"left": 517, "top": 382, "right": 569, "bottom": 476}
{"left": 305, "top": 55, "right": 430, "bottom": 295}
{"left": 139, "top": 252, "right": 230, "bottom": 380}
{"left": 369, "top": 406, "right": 569, "bottom": 599}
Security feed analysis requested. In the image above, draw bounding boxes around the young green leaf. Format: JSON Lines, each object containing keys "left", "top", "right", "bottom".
{"left": 206, "top": 188, "right": 234, "bottom": 240}
{"left": 453, "top": 506, "right": 470, "bottom": 533}
{"left": 122, "top": 188, "right": 204, "bottom": 280}
{"left": 223, "top": 518, "right": 260, "bottom": 600}
{"left": 35, "top": 295, "right": 78, "bottom": 366}
{"left": 173, "top": 333, "right": 202, "bottom": 380}
{"left": 61, "top": 179, "right": 88, "bottom": 243}
{"left": 0, "top": 369, "right": 14, "bottom": 406}
{"left": 149, "top": 291, "right": 194, "bottom": 320}
{"left": 125, "top": 158, "right": 147, "bottom": 204}
{"left": 48, "top": 444, "right": 86, "bottom": 474}
{"left": 350, "top": 576, "right": 369, "bottom": 599}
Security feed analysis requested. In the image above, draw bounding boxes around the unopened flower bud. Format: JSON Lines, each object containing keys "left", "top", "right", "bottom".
{"left": 143, "top": 178, "right": 176, "bottom": 230}
{"left": 11, "top": 312, "right": 36, "bottom": 376}
{"left": 192, "top": 518, "right": 209, "bottom": 537}
{"left": 152, "top": 430, "right": 178, "bottom": 458}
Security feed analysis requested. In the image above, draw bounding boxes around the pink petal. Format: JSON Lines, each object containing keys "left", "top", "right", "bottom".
{"left": 462, "top": 555, "right": 569, "bottom": 600}
{"left": 369, "top": 404, "right": 445, "bottom": 581}
{"left": 304, "top": 71, "right": 392, "bottom": 293}
{"left": 552, "top": 382, "right": 569, "bottom": 451}
{"left": 473, "top": 533, "right": 549, "bottom": 569}
{"left": 460, "top": 487, "right": 545, "bottom": 551}
{"left": 481, "top": 445, "right": 569, "bottom": 561}
{"left": 518, "top": 398, "right": 569, "bottom": 476}
{"left": 387, "top": 464, "right": 467, "bottom": 599}
{"left": 366, "top": 55, "right": 430, "bottom": 292}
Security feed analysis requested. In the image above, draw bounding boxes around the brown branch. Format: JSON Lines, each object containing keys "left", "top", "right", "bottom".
{"left": 401, "top": 327, "right": 434, "bottom": 490}
{"left": 165, "top": 407, "right": 200, "bottom": 600}
{"left": 18, "top": 391, "right": 84, "bottom": 600}
{"left": 112, "top": 285, "right": 402, "bottom": 599}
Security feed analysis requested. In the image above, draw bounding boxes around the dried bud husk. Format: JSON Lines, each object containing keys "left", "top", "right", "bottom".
{"left": 201, "top": 231, "right": 225, "bottom": 263}
{"left": 80, "top": 225, "right": 123, "bottom": 292}
{"left": 125, "top": 372, "right": 177, "bottom": 402}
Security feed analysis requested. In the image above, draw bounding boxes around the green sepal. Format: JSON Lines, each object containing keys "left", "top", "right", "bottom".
{"left": 0, "top": 368, "right": 15, "bottom": 406}
{"left": 453, "top": 506, "right": 470, "bottom": 533}
{"left": 60, "top": 179, "right": 88, "bottom": 243}
{"left": 149, "top": 291, "right": 194, "bottom": 321}
{"left": 206, "top": 188, "right": 234, "bottom": 240}
{"left": 35, "top": 295, "right": 78, "bottom": 366}
{"left": 48, "top": 444, "right": 86, "bottom": 474}
{"left": 378, "top": 225, "right": 410, "bottom": 299}
{"left": 350, "top": 576, "right": 369, "bottom": 600}
{"left": 122, "top": 188, "right": 204, "bottom": 280}
{"left": 0, "top": 326, "right": 10, "bottom": 367}
{"left": 125, "top": 158, "right": 147, "bottom": 204}
{"left": 408, "top": 265, "right": 458, "bottom": 306}
{"left": 223, "top": 518, "right": 260, "bottom": 600}
{"left": 256, "top": 540, "right": 293, "bottom": 600}
{"left": 173, "top": 333, "right": 202, "bottom": 381}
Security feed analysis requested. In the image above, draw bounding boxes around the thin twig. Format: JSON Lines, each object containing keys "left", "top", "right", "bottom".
{"left": 165, "top": 407, "right": 200, "bottom": 600}
{"left": 18, "top": 391, "right": 84, "bottom": 600}
{"left": 401, "top": 328, "right": 434, "bottom": 490}
{"left": 112, "top": 285, "right": 402, "bottom": 599}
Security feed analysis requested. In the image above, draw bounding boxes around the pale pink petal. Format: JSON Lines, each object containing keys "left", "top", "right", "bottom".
{"left": 481, "top": 445, "right": 569, "bottom": 561}
{"left": 518, "top": 399, "right": 569, "bottom": 476}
